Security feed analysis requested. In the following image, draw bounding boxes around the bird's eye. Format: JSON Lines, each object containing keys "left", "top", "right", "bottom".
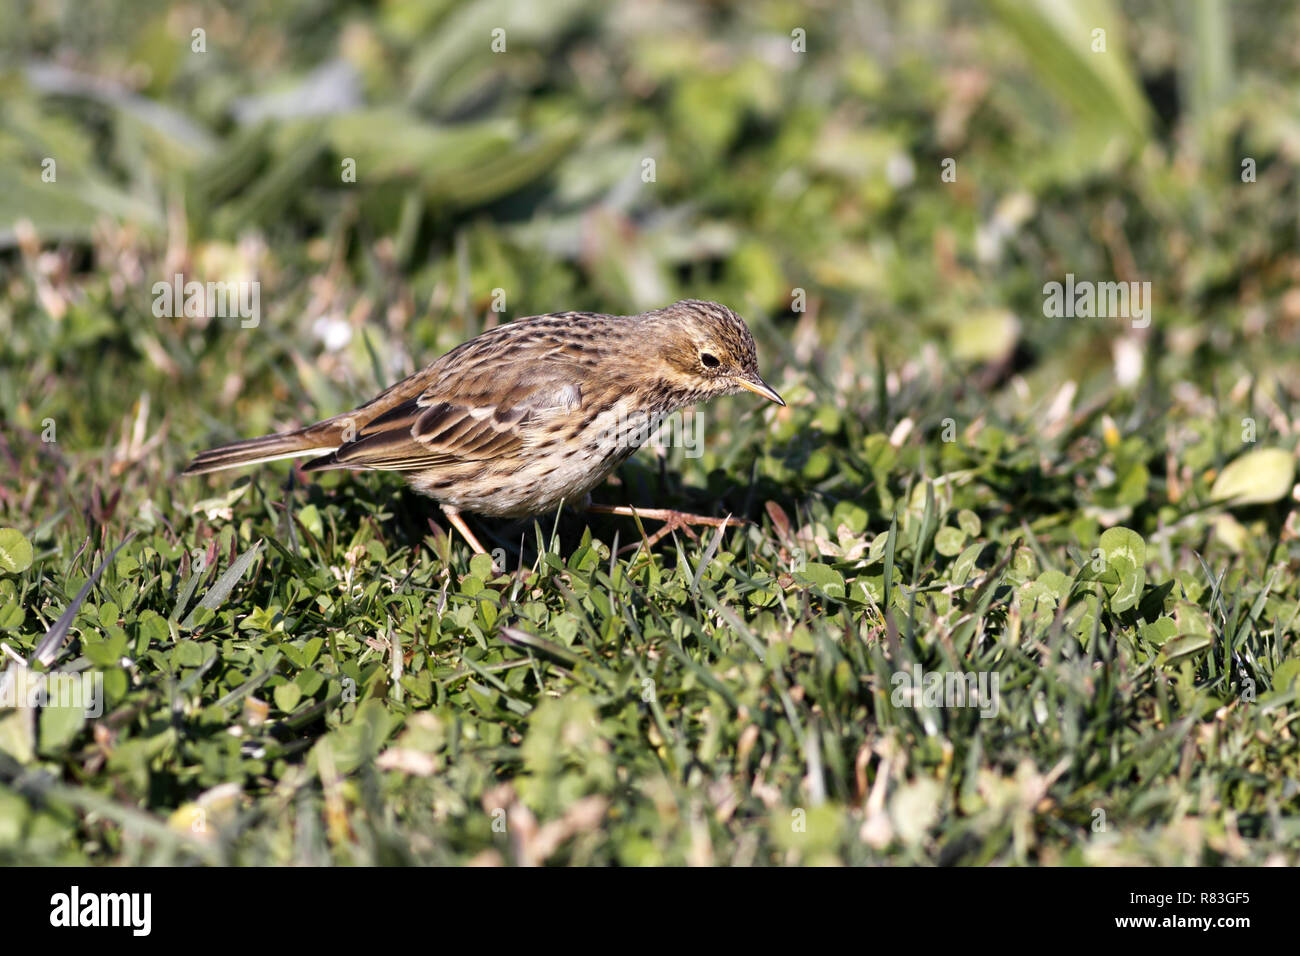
{"left": 700, "top": 352, "right": 720, "bottom": 369}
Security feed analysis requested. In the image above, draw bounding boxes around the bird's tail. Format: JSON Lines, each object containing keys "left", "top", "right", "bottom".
{"left": 181, "top": 422, "right": 343, "bottom": 476}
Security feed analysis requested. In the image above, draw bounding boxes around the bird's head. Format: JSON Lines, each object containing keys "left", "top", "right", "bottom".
{"left": 644, "top": 299, "right": 785, "bottom": 407}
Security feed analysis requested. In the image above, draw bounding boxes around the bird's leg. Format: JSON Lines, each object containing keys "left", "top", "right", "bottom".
{"left": 585, "top": 504, "right": 747, "bottom": 552}
{"left": 441, "top": 507, "right": 500, "bottom": 572}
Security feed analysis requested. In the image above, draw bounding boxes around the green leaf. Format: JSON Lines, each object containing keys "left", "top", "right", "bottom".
{"left": 274, "top": 682, "right": 302, "bottom": 713}
{"left": 956, "top": 509, "right": 981, "bottom": 537}
{"left": 1114, "top": 461, "right": 1149, "bottom": 507}
{"left": 98, "top": 601, "right": 120, "bottom": 628}
{"left": 172, "top": 640, "right": 205, "bottom": 668}
{"left": 40, "top": 703, "right": 86, "bottom": 754}
{"left": 84, "top": 629, "right": 128, "bottom": 668}
{"left": 0, "top": 529, "right": 33, "bottom": 574}
{"left": 0, "top": 601, "right": 24, "bottom": 631}
{"left": 951, "top": 543, "right": 983, "bottom": 587}
{"left": 1139, "top": 617, "right": 1178, "bottom": 645}
{"left": 1110, "top": 563, "right": 1144, "bottom": 614}
{"left": 795, "top": 563, "right": 846, "bottom": 598}
{"left": 469, "top": 552, "right": 496, "bottom": 579}
{"left": 1098, "top": 526, "right": 1145, "bottom": 568}
{"left": 137, "top": 610, "right": 169, "bottom": 647}
{"left": 0, "top": 708, "right": 35, "bottom": 764}
{"left": 1211, "top": 448, "right": 1295, "bottom": 505}
{"left": 935, "top": 526, "right": 967, "bottom": 557}
{"left": 1272, "top": 659, "right": 1300, "bottom": 691}
{"left": 1019, "top": 579, "right": 1057, "bottom": 616}
{"left": 297, "top": 505, "right": 324, "bottom": 540}
{"left": 1162, "top": 633, "right": 1213, "bottom": 663}
{"left": 1038, "top": 570, "right": 1071, "bottom": 599}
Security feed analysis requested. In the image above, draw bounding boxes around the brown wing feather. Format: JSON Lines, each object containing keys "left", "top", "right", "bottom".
{"left": 302, "top": 312, "right": 605, "bottom": 474}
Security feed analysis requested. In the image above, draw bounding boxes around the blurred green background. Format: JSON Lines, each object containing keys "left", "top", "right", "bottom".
{"left": 5, "top": 0, "right": 1299, "bottom": 415}
{"left": 3, "top": 0, "right": 1300, "bottom": 866}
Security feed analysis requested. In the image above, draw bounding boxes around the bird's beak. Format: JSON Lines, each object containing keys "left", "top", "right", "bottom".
{"left": 733, "top": 374, "right": 786, "bottom": 407}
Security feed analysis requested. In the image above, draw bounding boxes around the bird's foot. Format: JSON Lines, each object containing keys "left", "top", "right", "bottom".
{"left": 585, "top": 504, "right": 748, "bottom": 553}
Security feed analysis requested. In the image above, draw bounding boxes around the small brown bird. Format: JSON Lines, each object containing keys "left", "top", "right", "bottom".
{"left": 183, "top": 299, "right": 784, "bottom": 556}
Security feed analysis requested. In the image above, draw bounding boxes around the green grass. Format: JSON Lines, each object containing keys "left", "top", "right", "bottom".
{"left": 2, "top": 0, "right": 1300, "bottom": 865}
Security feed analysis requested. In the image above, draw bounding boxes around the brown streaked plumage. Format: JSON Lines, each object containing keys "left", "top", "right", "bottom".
{"left": 183, "top": 299, "right": 784, "bottom": 554}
